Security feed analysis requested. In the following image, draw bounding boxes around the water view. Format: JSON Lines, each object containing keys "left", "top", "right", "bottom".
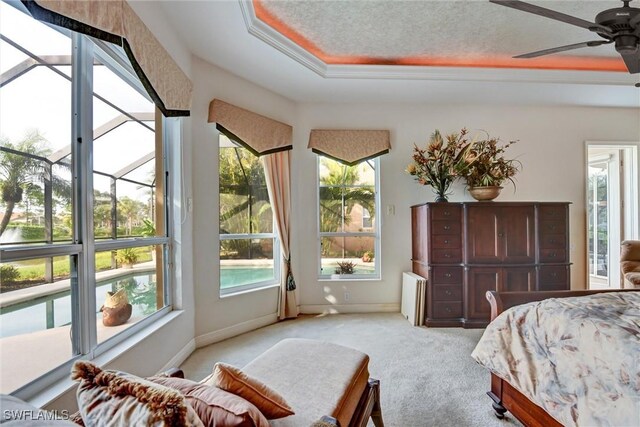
{"left": 0, "top": 272, "right": 157, "bottom": 338}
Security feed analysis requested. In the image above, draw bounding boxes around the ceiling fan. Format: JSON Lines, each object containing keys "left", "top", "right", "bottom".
{"left": 490, "top": 0, "right": 640, "bottom": 74}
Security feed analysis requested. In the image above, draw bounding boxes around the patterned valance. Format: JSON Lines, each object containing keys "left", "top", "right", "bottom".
{"left": 23, "top": 0, "right": 192, "bottom": 117}
{"left": 208, "top": 99, "right": 293, "bottom": 156}
{"left": 308, "top": 129, "right": 391, "bottom": 166}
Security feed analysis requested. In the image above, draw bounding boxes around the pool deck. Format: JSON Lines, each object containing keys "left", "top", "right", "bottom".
{"left": 0, "top": 262, "right": 155, "bottom": 309}
{"left": 0, "top": 315, "right": 143, "bottom": 394}
{"left": 0, "top": 263, "right": 156, "bottom": 393}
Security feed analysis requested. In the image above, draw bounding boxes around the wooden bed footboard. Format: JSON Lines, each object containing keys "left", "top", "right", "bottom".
{"left": 484, "top": 289, "right": 638, "bottom": 426}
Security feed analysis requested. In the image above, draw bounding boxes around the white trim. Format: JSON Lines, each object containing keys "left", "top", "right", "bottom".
{"left": 239, "top": 0, "right": 327, "bottom": 77}
{"left": 239, "top": 0, "right": 637, "bottom": 86}
{"left": 299, "top": 303, "right": 400, "bottom": 314}
{"left": 159, "top": 338, "right": 196, "bottom": 372}
{"left": 194, "top": 313, "right": 278, "bottom": 348}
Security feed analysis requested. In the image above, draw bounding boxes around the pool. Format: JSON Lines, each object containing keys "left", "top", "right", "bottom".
{"left": 220, "top": 266, "right": 274, "bottom": 289}
{"left": 0, "top": 272, "right": 157, "bottom": 338}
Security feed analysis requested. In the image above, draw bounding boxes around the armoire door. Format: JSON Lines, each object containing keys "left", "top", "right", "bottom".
{"left": 466, "top": 206, "right": 501, "bottom": 263}
{"left": 501, "top": 267, "right": 536, "bottom": 292}
{"left": 501, "top": 206, "right": 536, "bottom": 264}
{"left": 465, "top": 267, "right": 500, "bottom": 321}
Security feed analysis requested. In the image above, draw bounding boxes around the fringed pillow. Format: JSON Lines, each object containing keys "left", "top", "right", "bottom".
{"left": 71, "top": 361, "right": 203, "bottom": 427}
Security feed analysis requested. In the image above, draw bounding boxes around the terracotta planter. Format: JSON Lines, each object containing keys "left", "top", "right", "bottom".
{"left": 469, "top": 186, "right": 502, "bottom": 201}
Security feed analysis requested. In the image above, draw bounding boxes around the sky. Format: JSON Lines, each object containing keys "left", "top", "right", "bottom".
{"left": 0, "top": 2, "right": 156, "bottom": 201}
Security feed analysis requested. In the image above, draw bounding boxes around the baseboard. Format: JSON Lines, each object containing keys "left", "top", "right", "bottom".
{"left": 299, "top": 303, "right": 400, "bottom": 314}
{"left": 194, "top": 313, "right": 278, "bottom": 348}
{"left": 159, "top": 338, "right": 196, "bottom": 372}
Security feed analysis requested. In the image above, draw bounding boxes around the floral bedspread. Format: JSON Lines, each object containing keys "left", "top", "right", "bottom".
{"left": 471, "top": 292, "right": 640, "bottom": 427}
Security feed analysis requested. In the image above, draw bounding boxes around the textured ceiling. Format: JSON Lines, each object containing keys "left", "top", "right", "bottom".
{"left": 256, "top": 0, "right": 627, "bottom": 70}
{"left": 156, "top": 1, "right": 639, "bottom": 106}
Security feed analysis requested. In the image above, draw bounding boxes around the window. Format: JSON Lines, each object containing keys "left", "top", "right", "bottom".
{"left": 218, "top": 135, "right": 279, "bottom": 294}
{"left": 0, "top": 2, "right": 172, "bottom": 396}
{"left": 318, "top": 156, "right": 380, "bottom": 279}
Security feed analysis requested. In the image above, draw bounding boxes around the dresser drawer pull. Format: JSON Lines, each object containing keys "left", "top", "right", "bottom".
{"left": 443, "top": 211, "right": 451, "bottom": 216}
{"left": 443, "top": 225, "right": 451, "bottom": 230}
{"left": 497, "top": 233, "right": 504, "bottom": 237}
{"left": 445, "top": 307, "right": 452, "bottom": 313}
{"left": 550, "top": 272, "right": 557, "bottom": 279}
{"left": 444, "top": 239, "right": 449, "bottom": 244}
{"left": 550, "top": 252, "right": 557, "bottom": 258}
{"left": 444, "top": 253, "right": 451, "bottom": 258}
{"left": 550, "top": 225, "right": 557, "bottom": 231}
{"left": 444, "top": 273, "right": 452, "bottom": 278}
{"left": 445, "top": 290, "right": 452, "bottom": 296}
{"left": 550, "top": 239, "right": 557, "bottom": 244}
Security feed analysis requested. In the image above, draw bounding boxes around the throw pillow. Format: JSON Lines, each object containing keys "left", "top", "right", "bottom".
{"left": 205, "top": 362, "right": 294, "bottom": 420}
{"left": 71, "top": 361, "right": 203, "bottom": 427}
{"left": 150, "top": 376, "right": 269, "bottom": 427}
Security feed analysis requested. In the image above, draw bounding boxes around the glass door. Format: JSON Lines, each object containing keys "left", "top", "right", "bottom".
{"left": 587, "top": 162, "right": 609, "bottom": 281}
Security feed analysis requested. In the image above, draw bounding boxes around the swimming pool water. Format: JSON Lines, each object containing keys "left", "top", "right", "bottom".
{"left": 220, "top": 267, "right": 274, "bottom": 289}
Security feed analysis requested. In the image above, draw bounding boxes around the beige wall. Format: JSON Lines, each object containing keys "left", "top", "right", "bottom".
{"left": 292, "top": 103, "right": 640, "bottom": 312}
{"left": 190, "top": 56, "right": 296, "bottom": 339}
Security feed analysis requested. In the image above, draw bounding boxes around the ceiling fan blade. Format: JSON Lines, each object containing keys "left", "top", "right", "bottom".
{"left": 490, "top": 0, "right": 612, "bottom": 34}
{"left": 514, "top": 40, "right": 611, "bottom": 59}
{"left": 620, "top": 51, "right": 640, "bottom": 74}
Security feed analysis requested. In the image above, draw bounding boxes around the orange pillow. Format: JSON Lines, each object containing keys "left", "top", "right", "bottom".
{"left": 206, "top": 362, "right": 294, "bottom": 420}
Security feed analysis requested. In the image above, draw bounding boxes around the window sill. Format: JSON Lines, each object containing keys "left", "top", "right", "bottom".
{"left": 318, "top": 276, "right": 382, "bottom": 282}
{"left": 220, "top": 283, "right": 280, "bottom": 299}
{"left": 28, "top": 310, "right": 185, "bottom": 409}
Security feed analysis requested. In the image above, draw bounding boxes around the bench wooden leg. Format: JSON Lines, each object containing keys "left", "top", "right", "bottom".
{"left": 369, "top": 379, "right": 384, "bottom": 427}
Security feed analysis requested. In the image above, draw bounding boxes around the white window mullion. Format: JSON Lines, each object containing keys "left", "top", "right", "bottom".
{"left": 71, "top": 33, "right": 96, "bottom": 356}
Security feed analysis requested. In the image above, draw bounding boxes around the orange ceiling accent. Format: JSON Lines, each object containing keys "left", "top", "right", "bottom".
{"left": 253, "top": 0, "right": 627, "bottom": 73}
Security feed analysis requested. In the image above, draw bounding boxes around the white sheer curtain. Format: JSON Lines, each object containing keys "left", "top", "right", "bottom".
{"left": 262, "top": 151, "right": 298, "bottom": 319}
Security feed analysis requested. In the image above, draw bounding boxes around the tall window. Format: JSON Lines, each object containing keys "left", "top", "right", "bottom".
{"left": 0, "top": 2, "right": 171, "bottom": 397}
{"left": 318, "top": 156, "right": 380, "bottom": 279}
{"left": 218, "top": 135, "right": 279, "bottom": 294}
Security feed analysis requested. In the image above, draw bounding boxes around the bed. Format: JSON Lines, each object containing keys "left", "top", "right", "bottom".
{"left": 472, "top": 290, "right": 640, "bottom": 427}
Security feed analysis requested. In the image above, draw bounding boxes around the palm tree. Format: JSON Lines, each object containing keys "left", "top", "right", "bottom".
{"left": 117, "top": 196, "right": 145, "bottom": 236}
{"left": 0, "top": 131, "right": 51, "bottom": 237}
{"left": 319, "top": 159, "right": 375, "bottom": 256}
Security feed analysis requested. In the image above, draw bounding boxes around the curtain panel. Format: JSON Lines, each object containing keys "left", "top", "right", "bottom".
{"left": 308, "top": 129, "right": 391, "bottom": 166}
{"left": 261, "top": 151, "right": 298, "bottom": 319}
{"left": 23, "top": 0, "right": 192, "bottom": 117}
{"left": 208, "top": 99, "right": 293, "bottom": 156}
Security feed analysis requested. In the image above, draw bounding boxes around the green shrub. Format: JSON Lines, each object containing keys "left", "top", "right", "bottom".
{"left": 0, "top": 265, "right": 20, "bottom": 283}
{"left": 116, "top": 248, "right": 139, "bottom": 265}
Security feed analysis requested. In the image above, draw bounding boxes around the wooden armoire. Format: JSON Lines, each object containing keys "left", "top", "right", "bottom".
{"left": 411, "top": 202, "right": 571, "bottom": 328}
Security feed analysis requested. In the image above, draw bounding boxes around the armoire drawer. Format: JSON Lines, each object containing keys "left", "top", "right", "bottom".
{"left": 431, "top": 249, "right": 462, "bottom": 263}
{"left": 430, "top": 205, "right": 461, "bottom": 220}
{"left": 539, "top": 249, "right": 567, "bottom": 263}
{"left": 540, "top": 234, "right": 566, "bottom": 249}
{"left": 431, "top": 220, "right": 461, "bottom": 235}
{"left": 432, "top": 301, "right": 463, "bottom": 319}
{"left": 431, "top": 267, "right": 462, "bottom": 284}
{"left": 538, "top": 266, "right": 568, "bottom": 285}
{"left": 431, "top": 234, "right": 461, "bottom": 249}
{"left": 432, "top": 284, "right": 462, "bottom": 301}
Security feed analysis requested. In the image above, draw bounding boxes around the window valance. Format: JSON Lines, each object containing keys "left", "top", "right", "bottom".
{"left": 308, "top": 129, "right": 391, "bottom": 166}
{"left": 23, "top": 0, "right": 192, "bottom": 117}
{"left": 208, "top": 99, "right": 293, "bottom": 156}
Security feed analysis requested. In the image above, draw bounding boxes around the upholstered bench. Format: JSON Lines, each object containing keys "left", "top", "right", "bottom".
{"left": 239, "top": 338, "right": 383, "bottom": 427}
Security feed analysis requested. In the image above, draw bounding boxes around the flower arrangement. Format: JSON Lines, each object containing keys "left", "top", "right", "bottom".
{"left": 463, "top": 135, "right": 520, "bottom": 189}
{"left": 407, "top": 128, "right": 474, "bottom": 202}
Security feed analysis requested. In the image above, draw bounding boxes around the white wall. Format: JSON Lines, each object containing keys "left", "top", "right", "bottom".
{"left": 292, "top": 104, "right": 640, "bottom": 312}
{"left": 190, "top": 57, "right": 297, "bottom": 341}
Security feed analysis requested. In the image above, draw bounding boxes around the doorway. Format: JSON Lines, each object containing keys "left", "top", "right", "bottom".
{"left": 586, "top": 143, "right": 639, "bottom": 289}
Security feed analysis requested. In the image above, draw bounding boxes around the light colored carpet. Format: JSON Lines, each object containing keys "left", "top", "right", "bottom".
{"left": 181, "top": 313, "right": 522, "bottom": 427}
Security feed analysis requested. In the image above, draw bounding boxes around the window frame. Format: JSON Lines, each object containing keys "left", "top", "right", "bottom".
{"left": 218, "top": 135, "right": 281, "bottom": 296}
{"left": 0, "top": 5, "right": 175, "bottom": 399}
{"left": 316, "top": 156, "right": 382, "bottom": 281}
